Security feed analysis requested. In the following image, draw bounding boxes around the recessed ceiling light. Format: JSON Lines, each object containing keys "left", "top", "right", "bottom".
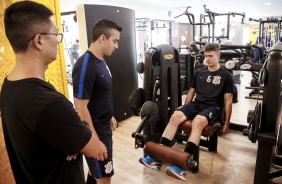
{"left": 264, "top": 2, "right": 272, "bottom": 5}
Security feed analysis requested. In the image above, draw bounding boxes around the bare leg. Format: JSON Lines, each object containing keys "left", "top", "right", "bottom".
{"left": 188, "top": 115, "right": 208, "bottom": 145}
{"left": 162, "top": 111, "right": 187, "bottom": 140}
{"left": 97, "top": 177, "right": 111, "bottom": 184}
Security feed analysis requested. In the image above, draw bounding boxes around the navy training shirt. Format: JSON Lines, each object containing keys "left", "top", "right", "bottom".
{"left": 191, "top": 66, "right": 234, "bottom": 109}
{"left": 72, "top": 51, "right": 113, "bottom": 126}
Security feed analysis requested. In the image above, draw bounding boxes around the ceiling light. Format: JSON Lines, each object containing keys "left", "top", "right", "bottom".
{"left": 264, "top": 2, "right": 272, "bottom": 5}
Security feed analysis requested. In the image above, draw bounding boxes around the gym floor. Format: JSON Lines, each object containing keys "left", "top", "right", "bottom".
{"left": 69, "top": 71, "right": 282, "bottom": 183}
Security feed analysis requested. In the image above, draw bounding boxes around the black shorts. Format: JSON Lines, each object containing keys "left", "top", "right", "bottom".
{"left": 86, "top": 126, "right": 114, "bottom": 179}
{"left": 177, "top": 103, "right": 221, "bottom": 125}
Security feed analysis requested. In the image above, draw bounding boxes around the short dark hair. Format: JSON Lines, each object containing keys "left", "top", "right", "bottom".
{"left": 203, "top": 42, "right": 220, "bottom": 52}
{"left": 91, "top": 19, "right": 122, "bottom": 42}
{"left": 4, "top": 1, "right": 54, "bottom": 53}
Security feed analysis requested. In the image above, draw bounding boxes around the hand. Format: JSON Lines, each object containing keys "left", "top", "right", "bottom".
{"left": 111, "top": 116, "right": 117, "bottom": 131}
{"left": 94, "top": 140, "right": 108, "bottom": 161}
{"left": 67, "top": 154, "right": 77, "bottom": 161}
{"left": 222, "top": 123, "right": 230, "bottom": 134}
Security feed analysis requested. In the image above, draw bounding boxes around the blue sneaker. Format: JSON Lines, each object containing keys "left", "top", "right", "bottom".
{"left": 139, "top": 155, "right": 162, "bottom": 171}
{"left": 165, "top": 165, "right": 187, "bottom": 181}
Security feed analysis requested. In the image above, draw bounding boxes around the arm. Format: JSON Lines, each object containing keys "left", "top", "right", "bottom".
{"left": 222, "top": 93, "right": 233, "bottom": 134}
{"left": 74, "top": 98, "right": 96, "bottom": 135}
{"left": 74, "top": 98, "right": 108, "bottom": 160}
{"left": 80, "top": 132, "right": 107, "bottom": 160}
{"left": 184, "top": 87, "right": 196, "bottom": 105}
{"left": 36, "top": 97, "right": 107, "bottom": 161}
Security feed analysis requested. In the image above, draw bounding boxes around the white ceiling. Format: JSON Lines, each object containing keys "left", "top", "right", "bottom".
{"left": 60, "top": 0, "right": 282, "bottom": 20}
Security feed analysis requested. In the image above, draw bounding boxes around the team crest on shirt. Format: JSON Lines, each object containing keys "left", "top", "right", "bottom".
{"left": 209, "top": 112, "right": 213, "bottom": 118}
{"left": 212, "top": 75, "right": 221, "bottom": 85}
{"left": 104, "top": 161, "right": 113, "bottom": 174}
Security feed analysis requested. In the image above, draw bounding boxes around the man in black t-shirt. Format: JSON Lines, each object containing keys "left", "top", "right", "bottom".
{"left": 140, "top": 42, "right": 234, "bottom": 181}
{"left": 1, "top": 2, "right": 107, "bottom": 183}
{"left": 72, "top": 19, "right": 122, "bottom": 184}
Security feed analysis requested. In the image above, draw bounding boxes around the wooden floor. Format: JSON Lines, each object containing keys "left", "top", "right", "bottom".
{"left": 110, "top": 116, "right": 257, "bottom": 184}
{"left": 79, "top": 71, "right": 282, "bottom": 184}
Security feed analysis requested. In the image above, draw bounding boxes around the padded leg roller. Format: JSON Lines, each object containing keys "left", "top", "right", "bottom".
{"left": 144, "top": 141, "right": 190, "bottom": 169}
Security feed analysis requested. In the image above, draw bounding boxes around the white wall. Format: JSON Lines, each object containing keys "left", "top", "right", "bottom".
{"left": 59, "top": 0, "right": 219, "bottom": 24}
{"left": 60, "top": 0, "right": 173, "bottom": 20}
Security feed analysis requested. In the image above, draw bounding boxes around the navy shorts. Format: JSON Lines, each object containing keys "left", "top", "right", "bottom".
{"left": 86, "top": 126, "right": 114, "bottom": 179}
{"left": 177, "top": 103, "right": 221, "bottom": 125}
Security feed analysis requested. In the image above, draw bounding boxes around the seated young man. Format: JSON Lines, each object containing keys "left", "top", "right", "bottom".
{"left": 139, "top": 42, "right": 234, "bottom": 181}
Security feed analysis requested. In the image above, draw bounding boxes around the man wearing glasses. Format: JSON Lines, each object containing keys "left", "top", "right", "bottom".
{"left": 1, "top": 1, "right": 107, "bottom": 184}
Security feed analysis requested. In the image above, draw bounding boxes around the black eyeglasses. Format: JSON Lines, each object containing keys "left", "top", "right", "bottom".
{"left": 29, "top": 32, "right": 63, "bottom": 43}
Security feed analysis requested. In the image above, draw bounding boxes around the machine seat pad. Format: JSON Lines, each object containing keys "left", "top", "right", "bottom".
{"left": 179, "top": 121, "right": 222, "bottom": 137}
